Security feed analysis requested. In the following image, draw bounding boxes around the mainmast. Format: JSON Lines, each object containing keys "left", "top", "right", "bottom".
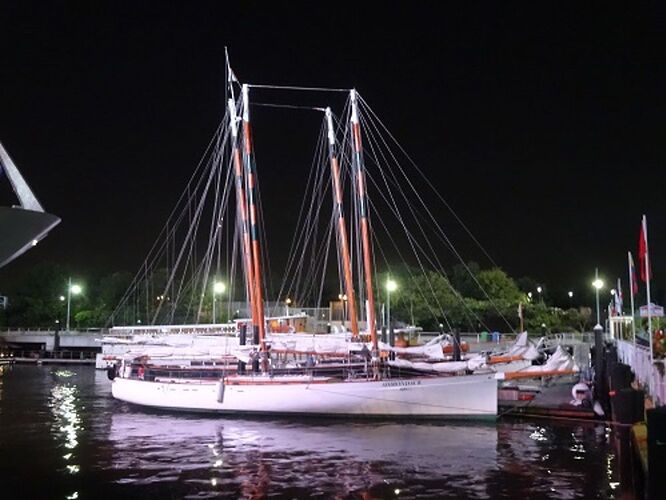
{"left": 325, "top": 108, "right": 360, "bottom": 339}
{"left": 227, "top": 97, "right": 258, "bottom": 328}
{"left": 349, "top": 90, "right": 378, "bottom": 352}
{"left": 241, "top": 84, "right": 267, "bottom": 352}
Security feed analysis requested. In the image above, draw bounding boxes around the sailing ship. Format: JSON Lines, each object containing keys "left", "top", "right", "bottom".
{"left": 110, "top": 60, "right": 501, "bottom": 418}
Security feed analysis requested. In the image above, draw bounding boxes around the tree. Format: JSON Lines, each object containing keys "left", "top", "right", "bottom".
{"left": 450, "top": 261, "right": 482, "bottom": 299}
{"left": 476, "top": 268, "right": 522, "bottom": 304}
{"left": 1, "top": 263, "right": 68, "bottom": 327}
{"left": 388, "top": 269, "right": 467, "bottom": 331}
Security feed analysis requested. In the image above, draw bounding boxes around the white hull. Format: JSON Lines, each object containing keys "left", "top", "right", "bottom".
{"left": 112, "top": 373, "right": 497, "bottom": 418}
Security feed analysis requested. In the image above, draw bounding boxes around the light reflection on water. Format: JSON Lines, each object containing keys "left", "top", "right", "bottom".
{"left": 0, "top": 365, "right": 629, "bottom": 499}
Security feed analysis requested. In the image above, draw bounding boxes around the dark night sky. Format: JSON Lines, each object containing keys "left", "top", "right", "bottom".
{"left": 2, "top": 2, "right": 665, "bottom": 303}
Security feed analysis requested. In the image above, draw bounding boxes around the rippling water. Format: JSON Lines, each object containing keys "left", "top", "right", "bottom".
{"left": 0, "top": 365, "right": 630, "bottom": 499}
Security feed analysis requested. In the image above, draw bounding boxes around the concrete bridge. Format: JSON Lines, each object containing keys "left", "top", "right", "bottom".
{"left": 0, "top": 328, "right": 105, "bottom": 351}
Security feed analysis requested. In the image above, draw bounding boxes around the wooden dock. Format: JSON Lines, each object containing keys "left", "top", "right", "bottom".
{"left": 499, "top": 381, "right": 599, "bottom": 420}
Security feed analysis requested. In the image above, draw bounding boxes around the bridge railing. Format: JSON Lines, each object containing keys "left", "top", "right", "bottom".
{"left": 1, "top": 328, "right": 106, "bottom": 335}
{"left": 10, "top": 349, "right": 97, "bottom": 360}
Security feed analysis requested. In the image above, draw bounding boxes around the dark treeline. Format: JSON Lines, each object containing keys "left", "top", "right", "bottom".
{"left": 0, "top": 261, "right": 594, "bottom": 332}
{"left": 0, "top": 263, "right": 131, "bottom": 330}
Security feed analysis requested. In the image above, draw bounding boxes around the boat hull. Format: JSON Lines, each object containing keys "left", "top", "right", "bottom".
{"left": 111, "top": 373, "right": 498, "bottom": 418}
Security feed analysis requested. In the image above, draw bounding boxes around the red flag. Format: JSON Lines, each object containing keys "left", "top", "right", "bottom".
{"left": 639, "top": 217, "right": 651, "bottom": 282}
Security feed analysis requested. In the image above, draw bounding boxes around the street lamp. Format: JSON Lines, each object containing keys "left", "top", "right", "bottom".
{"left": 536, "top": 286, "right": 543, "bottom": 303}
{"left": 592, "top": 269, "right": 604, "bottom": 327}
{"left": 342, "top": 294, "right": 347, "bottom": 322}
{"left": 66, "top": 278, "right": 82, "bottom": 332}
{"left": 568, "top": 290, "right": 574, "bottom": 308}
{"left": 527, "top": 291, "right": 533, "bottom": 301}
{"left": 285, "top": 297, "right": 292, "bottom": 316}
{"left": 212, "top": 281, "right": 226, "bottom": 324}
{"left": 386, "top": 278, "right": 398, "bottom": 333}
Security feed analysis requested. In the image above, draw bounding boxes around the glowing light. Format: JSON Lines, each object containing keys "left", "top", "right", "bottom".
{"left": 31, "top": 239, "right": 38, "bottom": 246}
{"left": 50, "top": 385, "right": 81, "bottom": 451}
{"left": 70, "top": 284, "right": 82, "bottom": 295}
{"left": 213, "top": 282, "right": 226, "bottom": 294}
{"left": 568, "top": 291, "right": 573, "bottom": 298}
{"left": 386, "top": 279, "right": 398, "bottom": 292}
{"left": 592, "top": 279, "right": 604, "bottom": 290}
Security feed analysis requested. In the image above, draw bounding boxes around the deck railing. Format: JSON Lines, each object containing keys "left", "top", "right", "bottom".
{"left": 616, "top": 339, "right": 666, "bottom": 405}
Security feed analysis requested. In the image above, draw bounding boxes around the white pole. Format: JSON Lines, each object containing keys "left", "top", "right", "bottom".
{"left": 387, "top": 290, "right": 391, "bottom": 333}
{"left": 595, "top": 268, "right": 601, "bottom": 327}
{"left": 643, "top": 215, "right": 654, "bottom": 364}
{"left": 628, "top": 251, "right": 636, "bottom": 345}
{"left": 213, "top": 295, "right": 216, "bottom": 325}
{"left": 66, "top": 277, "right": 72, "bottom": 332}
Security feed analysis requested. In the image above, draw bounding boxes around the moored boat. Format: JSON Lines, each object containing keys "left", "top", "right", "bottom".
{"left": 110, "top": 54, "right": 500, "bottom": 418}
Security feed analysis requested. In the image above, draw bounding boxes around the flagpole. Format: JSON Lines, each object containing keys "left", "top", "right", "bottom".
{"left": 643, "top": 214, "right": 654, "bottom": 364}
{"left": 628, "top": 251, "right": 636, "bottom": 346}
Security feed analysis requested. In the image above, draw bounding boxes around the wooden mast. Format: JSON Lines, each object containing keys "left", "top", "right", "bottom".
{"left": 241, "top": 84, "right": 267, "bottom": 353}
{"left": 349, "top": 90, "right": 377, "bottom": 353}
{"left": 227, "top": 97, "right": 258, "bottom": 329}
{"left": 325, "top": 107, "right": 360, "bottom": 340}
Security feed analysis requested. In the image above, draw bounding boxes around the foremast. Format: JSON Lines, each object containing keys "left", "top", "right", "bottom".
{"left": 349, "top": 90, "right": 378, "bottom": 356}
{"left": 241, "top": 84, "right": 267, "bottom": 357}
{"left": 227, "top": 97, "right": 258, "bottom": 331}
{"left": 325, "top": 108, "right": 360, "bottom": 340}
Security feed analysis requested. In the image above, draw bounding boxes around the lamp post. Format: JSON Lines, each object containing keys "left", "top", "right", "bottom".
{"left": 536, "top": 286, "right": 543, "bottom": 303}
{"left": 342, "top": 294, "right": 347, "bottom": 323}
{"left": 285, "top": 297, "right": 292, "bottom": 317}
{"left": 568, "top": 290, "right": 574, "bottom": 308}
{"left": 592, "top": 268, "right": 604, "bottom": 328}
{"left": 66, "top": 278, "right": 82, "bottom": 332}
{"left": 337, "top": 293, "right": 348, "bottom": 323}
{"left": 527, "top": 291, "right": 533, "bottom": 302}
{"left": 386, "top": 279, "right": 398, "bottom": 345}
{"left": 212, "top": 281, "right": 226, "bottom": 324}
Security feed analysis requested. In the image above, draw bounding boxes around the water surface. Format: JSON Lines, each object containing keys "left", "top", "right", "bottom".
{"left": 0, "top": 365, "right": 627, "bottom": 499}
